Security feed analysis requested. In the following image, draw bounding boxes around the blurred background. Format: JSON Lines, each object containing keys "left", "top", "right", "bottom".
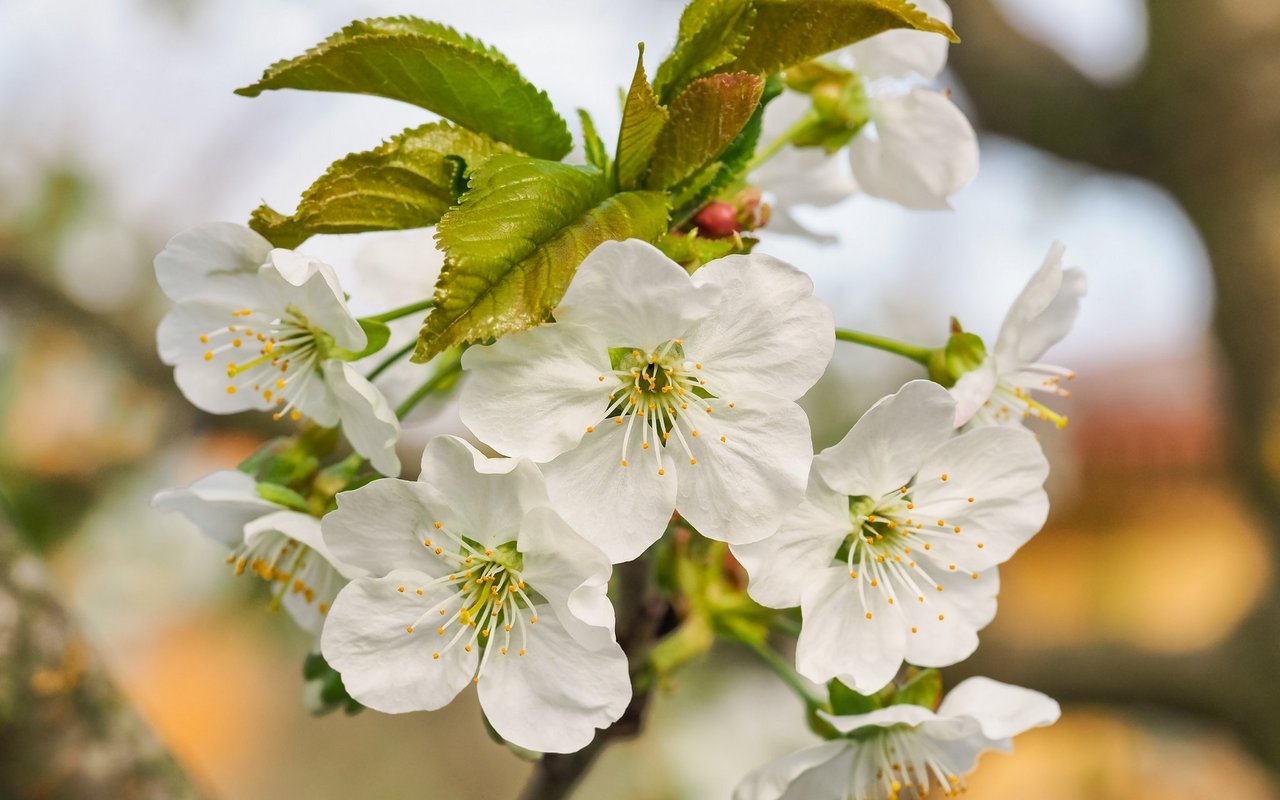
{"left": 2, "top": 0, "right": 1278, "bottom": 797}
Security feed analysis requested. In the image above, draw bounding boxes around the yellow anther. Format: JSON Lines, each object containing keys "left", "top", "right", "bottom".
{"left": 689, "top": 458, "right": 697, "bottom": 465}
{"left": 501, "top": 647, "right": 507, "bottom": 655}
{"left": 397, "top": 586, "right": 405, "bottom": 593}
{"left": 465, "top": 645, "right": 472, "bottom": 653}
{"left": 941, "top": 473, "right": 949, "bottom": 481}
{"left": 977, "top": 542, "right": 985, "bottom": 549}
{"left": 290, "top": 410, "right": 301, "bottom": 421}
{"left": 226, "top": 386, "right": 237, "bottom": 395}
{"left": 949, "top": 564, "right": 956, "bottom": 571}
{"left": 658, "top": 468, "right": 666, "bottom": 475}
{"left": 232, "top": 339, "right": 242, "bottom": 348}
{"left": 433, "top": 652, "right": 440, "bottom": 660}
{"left": 865, "top": 612, "right": 873, "bottom": 620}
{"left": 530, "top": 617, "right": 538, "bottom": 624}
{"left": 620, "top": 459, "right": 629, "bottom": 467}
{"left": 911, "top": 627, "right": 918, "bottom": 634}
{"left": 203, "top": 351, "right": 213, "bottom": 361}
{"left": 907, "top": 502, "right": 915, "bottom": 510}
{"left": 519, "top": 649, "right": 526, "bottom": 656}
{"left": 691, "top": 430, "right": 699, "bottom": 437}
{"left": 406, "top": 626, "right": 414, "bottom": 633}
{"left": 971, "top": 572, "right": 979, "bottom": 580}
{"left": 967, "top": 496, "right": 975, "bottom": 503}
{"left": 416, "top": 588, "right": 424, "bottom": 596}
{"left": 642, "top": 442, "right": 649, "bottom": 450}
{"left": 199, "top": 335, "right": 209, "bottom": 344}
{"left": 938, "top": 614, "right": 946, "bottom": 621}
{"left": 954, "top": 526, "right": 961, "bottom": 533}
{"left": 586, "top": 426, "right": 594, "bottom": 433}
{"left": 720, "top": 436, "right": 727, "bottom": 443}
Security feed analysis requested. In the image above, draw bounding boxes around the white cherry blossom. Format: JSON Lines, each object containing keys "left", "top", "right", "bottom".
{"left": 459, "top": 239, "right": 834, "bottom": 563}
{"left": 152, "top": 469, "right": 359, "bottom": 633}
{"left": 951, "top": 243, "right": 1087, "bottom": 429}
{"left": 155, "top": 222, "right": 401, "bottom": 475}
{"left": 753, "top": 0, "right": 977, "bottom": 228}
{"left": 319, "top": 435, "right": 630, "bottom": 754}
{"left": 734, "top": 677, "right": 1060, "bottom": 800}
{"left": 733, "top": 380, "right": 1048, "bottom": 693}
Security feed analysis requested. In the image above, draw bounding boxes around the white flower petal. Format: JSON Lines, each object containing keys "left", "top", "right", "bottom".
{"left": 675, "top": 392, "right": 813, "bottom": 546}
{"left": 262, "top": 250, "right": 366, "bottom": 352}
{"left": 994, "top": 243, "right": 1087, "bottom": 368}
{"left": 949, "top": 358, "right": 998, "bottom": 427}
{"left": 478, "top": 609, "right": 630, "bottom": 753}
{"left": 245, "top": 509, "right": 363, "bottom": 580}
{"left": 732, "top": 470, "right": 849, "bottom": 609}
{"left": 417, "top": 435, "right": 549, "bottom": 548}
{"left": 517, "top": 506, "right": 617, "bottom": 652}
{"left": 900, "top": 566, "right": 999, "bottom": 667}
{"left": 684, "top": 253, "right": 834, "bottom": 401}
{"left": 848, "top": 88, "right": 978, "bottom": 211}
{"left": 173, "top": 357, "right": 271, "bottom": 415}
{"left": 543, "top": 421, "right": 677, "bottom": 563}
{"left": 733, "top": 741, "right": 851, "bottom": 800}
{"left": 321, "top": 570, "right": 477, "bottom": 713}
{"left": 553, "top": 239, "right": 719, "bottom": 351}
{"left": 844, "top": 0, "right": 953, "bottom": 81}
{"left": 151, "top": 469, "right": 274, "bottom": 547}
{"left": 153, "top": 222, "right": 272, "bottom": 305}
{"left": 818, "top": 703, "right": 940, "bottom": 735}
{"left": 460, "top": 322, "right": 611, "bottom": 461}
{"left": 938, "top": 676, "right": 1062, "bottom": 739}
{"left": 911, "top": 426, "right": 1049, "bottom": 571}
{"left": 324, "top": 359, "right": 402, "bottom": 477}
{"left": 796, "top": 566, "right": 907, "bottom": 692}
{"left": 322, "top": 478, "right": 456, "bottom": 578}
{"left": 815, "top": 380, "right": 956, "bottom": 499}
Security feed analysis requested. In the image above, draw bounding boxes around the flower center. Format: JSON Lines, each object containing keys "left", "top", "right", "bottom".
{"left": 985, "top": 363, "right": 1075, "bottom": 429}
{"left": 590, "top": 339, "right": 729, "bottom": 475}
{"left": 402, "top": 521, "right": 539, "bottom": 682}
{"left": 865, "top": 726, "right": 967, "bottom": 800}
{"left": 227, "top": 532, "right": 338, "bottom": 616}
{"left": 198, "top": 304, "right": 325, "bottom": 422}
{"left": 837, "top": 471, "right": 983, "bottom": 629}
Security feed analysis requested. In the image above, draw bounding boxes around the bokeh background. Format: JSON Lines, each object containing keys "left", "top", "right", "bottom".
{"left": 2, "top": 0, "right": 1278, "bottom": 797}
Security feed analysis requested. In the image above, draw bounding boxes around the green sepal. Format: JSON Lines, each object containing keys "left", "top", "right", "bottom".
{"left": 416, "top": 155, "right": 669, "bottom": 361}
{"left": 255, "top": 482, "right": 311, "bottom": 513}
{"left": 236, "top": 16, "right": 572, "bottom": 160}
{"left": 828, "top": 678, "right": 884, "bottom": 716}
{"left": 328, "top": 319, "right": 391, "bottom": 362}
{"left": 893, "top": 668, "right": 943, "bottom": 710}
{"left": 303, "top": 652, "right": 364, "bottom": 717}
{"left": 928, "top": 328, "right": 988, "bottom": 388}
{"left": 247, "top": 122, "right": 512, "bottom": 249}
{"left": 577, "top": 109, "right": 609, "bottom": 173}
{"left": 657, "top": 230, "right": 756, "bottom": 272}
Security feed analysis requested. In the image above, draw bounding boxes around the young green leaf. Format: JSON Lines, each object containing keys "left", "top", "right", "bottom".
{"left": 615, "top": 48, "right": 669, "bottom": 190}
{"left": 417, "top": 156, "right": 669, "bottom": 360}
{"left": 236, "top": 17, "right": 572, "bottom": 159}
{"left": 720, "top": 0, "right": 958, "bottom": 77}
{"left": 577, "top": 109, "right": 609, "bottom": 173}
{"left": 671, "top": 72, "right": 782, "bottom": 219}
{"left": 646, "top": 72, "right": 764, "bottom": 190}
{"left": 653, "top": 0, "right": 758, "bottom": 103}
{"left": 248, "top": 122, "right": 512, "bottom": 249}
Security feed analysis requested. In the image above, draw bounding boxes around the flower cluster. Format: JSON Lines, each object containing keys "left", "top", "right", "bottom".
{"left": 150, "top": 5, "right": 1089, "bottom": 795}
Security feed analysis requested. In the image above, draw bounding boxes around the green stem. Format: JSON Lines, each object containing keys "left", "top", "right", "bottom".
{"left": 740, "top": 639, "right": 826, "bottom": 712}
{"left": 835, "top": 328, "right": 933, "bottom": 366}
{"left": 394, "top": 350, "right": 463, "bottom": 420}
{"left": 745, "top": 109, "right": 820, "bottom": 174}
{"left": 363, "top": 298, "right": 434, "bottom": 324}
{"left": 365, "top": 339, "right": 415, "bottom": 381}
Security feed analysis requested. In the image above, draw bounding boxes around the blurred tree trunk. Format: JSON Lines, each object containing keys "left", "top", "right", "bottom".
{"left": 0, "top": 520, "right": 203, "bottom": 799}
{"left": 948, "top": 0, "right": 1280, "bottom": 770}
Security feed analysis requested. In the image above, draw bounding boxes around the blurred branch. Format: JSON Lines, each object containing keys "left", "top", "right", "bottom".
{"left": 0, "top": 519, "right": 204, "bottom": 799}
{"left": 518, "top": 553, "right": 669, "bottom": 800}
{"left": 949, "top": 0, "right": 1280, "bottom": 770}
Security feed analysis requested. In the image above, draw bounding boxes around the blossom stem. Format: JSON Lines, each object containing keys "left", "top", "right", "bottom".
{"left": 393, "top": 349, "right": 463, "bottom": 419}
{"left": 365, "top": 339, "right": 416, "bottom": 381}
{"left": 835, "top": 328, "right": 934, "bottom": 365}
{"left": 745, "top": 109, "right": 821, "bottom": 174}
{"left": 363, "top": 298, "right": 434, "bottom": 324}
{"left": 739, "top": 638, "right": 827, "bottom": 713}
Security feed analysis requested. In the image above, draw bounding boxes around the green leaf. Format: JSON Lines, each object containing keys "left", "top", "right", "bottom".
{"left": 417, "top": 155, "right": 669, "bottom": 360}
{"left": 236, "top": 17, "right": 572, "bottom": 159}
{"left": 247, "top": 123, "right": 512, "bottom": 249}
{"left": 653, "top": 0, "right": 758, "bottom": 103}
{"left": 720, "top": 0, "right": 958, "bottom": 77}
{"left": 615, "top": 47, "right": 669, "bottom": 191}
{"left": 671, "top": 72, "right": 783, "bottom": 218}
{"left": 577, "top": 109, "right": 609, "bottom": 173}
{"left": 646, "top": 72, "right": 764, "bottom": 190}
